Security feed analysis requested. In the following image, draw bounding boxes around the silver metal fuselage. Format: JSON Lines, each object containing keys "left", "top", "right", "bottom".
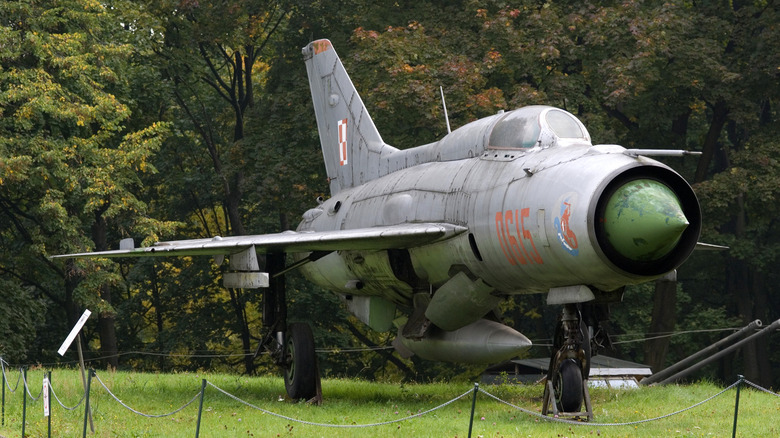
{"left": 297, "top": 114, "right": 698, "bottom": 309}
{"left": 295, "top": 39, "right": 699, "bottom": 363}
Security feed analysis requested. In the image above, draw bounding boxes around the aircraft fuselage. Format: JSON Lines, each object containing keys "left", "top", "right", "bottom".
{"left": 297, "top": 108, "right": 700, "bottom": 312}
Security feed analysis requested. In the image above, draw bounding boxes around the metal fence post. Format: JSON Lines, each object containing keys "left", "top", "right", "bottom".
{"left": 467, "top": 383, "right": 479, "bottom": 438}
{"left": 1, "top": 360, "right": 5, "bottom": 426}
{"left": 47, "top": 370, "right": 52, "bottom": 438}
{"left": 195, "top": 379, "right": 207, "bottom": 438}
{"left": 22, "top": 368, "right": 27, "bottom": 438}
{"left": 732, "top": 375, "right": 743, "bottom": 438}
{"left": 82, "top": 369, "right": 94, "bottom": 438}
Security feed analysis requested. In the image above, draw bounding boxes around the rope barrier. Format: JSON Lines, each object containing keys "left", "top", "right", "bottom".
{"left": 1, "top": 346, "right": 396, "bottom": 368}
{"left": 92, "top": 372, "right": 203, "bottom": 418}
{"left": 1, "top": 357, "right": 777, "bottom": 434}
{"left": 608, "top": 327, "right": 751, "bottom": 345}
{"left": 529, "top": 326, "right": 751, "bottom": 347}
{"left": 21, "top": 370, "right": 43, "bottom": 402}
{"left": 0, "top": 326, "right": 750, "bottom": 365}
{"left": 315, "top": 346, "right": 395, "bottom": 353}
{"left": 479, "top": 380, "right": 741, "bottom": 427}
{"left": 4, "top": 326, "right": 748, "bottom": 364}
{"left": 206, "top": 380, "right": 473, "bottom": 428}
{"left": 743, "top": 380, "right": 780, "bottom": 398}
{"left": 49, "top": 384, "right": 86, "bottom": 411}
{"left": 0, "top": 361, "right": 21, "bottom": 393}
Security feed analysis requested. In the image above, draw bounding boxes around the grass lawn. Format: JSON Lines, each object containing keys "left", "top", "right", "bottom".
{"left": 1, "top": 368, "right": 778, "bottom": 437}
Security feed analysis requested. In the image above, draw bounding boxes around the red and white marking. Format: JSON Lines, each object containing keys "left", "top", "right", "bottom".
{"left": 338, "top": 118, "right": 348, "bottom": 166}
{"left": 43, "top": 377, "right": 50, "bottom": 416}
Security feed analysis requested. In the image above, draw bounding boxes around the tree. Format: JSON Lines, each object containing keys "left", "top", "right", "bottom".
{"left": 96, "top": 0, "right": 295, "bottom": 374}
{"left": 0, "top": 279, "right": 44, "bottom": 363}
{"left": 695, "top": 126, "right": 780, "bottom": 387}
{"left": 0, "top": 0, "right": 173, "bottom": 366}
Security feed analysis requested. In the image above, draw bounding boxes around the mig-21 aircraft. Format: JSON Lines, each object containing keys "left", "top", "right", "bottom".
{"left": 56, "top": 39, "right": 703, "bottom": 416}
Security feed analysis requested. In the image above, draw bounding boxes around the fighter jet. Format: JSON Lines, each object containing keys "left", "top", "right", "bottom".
{"left": 55, "top": 39, "right": 702, "bottom": 416}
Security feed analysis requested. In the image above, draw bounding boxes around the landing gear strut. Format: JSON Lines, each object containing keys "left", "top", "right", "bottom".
{"left": 255, "top": 253, "right": 322, "bottom": 403}
{"left": 542, "top": 303, "right": 593, "bottom": 420}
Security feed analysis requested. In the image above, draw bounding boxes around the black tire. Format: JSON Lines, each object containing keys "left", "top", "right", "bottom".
{"left": 284, "top": 322, "right": 317, "bottom": 400}
{"left": 554, "top": 359, "right": 583, "bottom": 413}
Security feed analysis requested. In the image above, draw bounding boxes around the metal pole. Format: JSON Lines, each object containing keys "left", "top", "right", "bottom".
{"left": 467, "top": 383, "right": 479, "bottom": 438}
{"left": 82, "top": 369, "right": 93, "bottom": 438}
{"left": 659, "top": 319, "right": 780, "bottom": 385}
{"left": 2, "top": 360, "right": 5, "bottom": 426}
{"left": 22, "top": 368, "right": 27, "bottom": 438}
{"left": 195, "top": 379, "right": 207, "bottom": 438}
{"left": 642, "top": 320, "right": 762, "bottom": 385}
{"left": 76, "top": 335, "right": 94, "bottom": 432}
{"left": 732, "top": 375, "right": 743, "bottom": 438}
{"left": 47, "top": 370, "right": 52, "bottom": 438}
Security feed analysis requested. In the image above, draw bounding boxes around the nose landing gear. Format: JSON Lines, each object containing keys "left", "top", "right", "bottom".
{"left": 542, "top": 303, "right": 594, "bottom": 421}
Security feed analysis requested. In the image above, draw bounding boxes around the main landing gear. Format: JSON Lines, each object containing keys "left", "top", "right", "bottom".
{"left": 284, "top": 322, "right": 320, "bottom": 401}
{"left": 255, "top": 254, "right": 322, "bottom": 404}
{"left": 542, "top": 303, "right": 596, "bottom": 421}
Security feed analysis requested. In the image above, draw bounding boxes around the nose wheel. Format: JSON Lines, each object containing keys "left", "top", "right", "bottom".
{"left": 553, "top": 358, "right": 584, "bottom": 412}
{"left": 542, "top": 303, "right": 593, "bottom": 420}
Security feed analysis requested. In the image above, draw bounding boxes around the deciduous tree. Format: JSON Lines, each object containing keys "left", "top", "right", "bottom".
{"left": 0, "top": 0, "right": 173, "bottom": 365}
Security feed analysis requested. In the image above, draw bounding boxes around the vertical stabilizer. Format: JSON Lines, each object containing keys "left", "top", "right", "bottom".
{"left": 303, "top": 39, "right": 398, "bottom": 195}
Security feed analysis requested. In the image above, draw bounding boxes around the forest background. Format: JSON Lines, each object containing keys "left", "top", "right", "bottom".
{"left": 1, "top": 0, "right": 778, "bottom": 389}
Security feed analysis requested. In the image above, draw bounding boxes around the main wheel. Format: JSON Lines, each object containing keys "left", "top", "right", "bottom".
{"left": 284, "top": 322, "right": 317, "bottom": 400}
{"left": 554, "top": 359, "right": 583, "bottom": 413}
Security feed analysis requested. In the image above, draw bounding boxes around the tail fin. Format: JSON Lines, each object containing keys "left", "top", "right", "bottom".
{"left": 303, "top": 39, "right": 398, "bottom": 195}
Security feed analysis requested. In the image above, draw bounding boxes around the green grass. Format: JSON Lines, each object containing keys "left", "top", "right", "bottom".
{"left": 1, "top": 368, "right": 778, "bottom": 437}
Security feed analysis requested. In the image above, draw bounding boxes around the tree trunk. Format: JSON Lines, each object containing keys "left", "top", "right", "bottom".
{"left": 96, "top": 290, "right": 119, "bottom": 369}
{"left": 228, "top": 287, "right": 255, "bottom": 374}
{"left": 670, "top": 108, "right": 691, "bottom": 148}
{"left": 694, "top": 100, "right": 729, "bottom": 183}
{"left": 225, "top": 172, "right": 245, "bottom": 235}
{"left": 150, "top": 266, "right": 166, "bottom": 369}
{"left": 92, "top": 212, "right": 119, "bottom": 369}
{"left": 728, "top": 193, "right": 768, "bottom": 384}
{"left": 750, "top": 272, "right": 772, "bottom": 387}
{"left": 644, "top": 272, "right": 677, "bottom": 373}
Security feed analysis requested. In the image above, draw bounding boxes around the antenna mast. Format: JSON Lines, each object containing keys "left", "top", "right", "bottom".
{"left": 440, "top": 86, "right": 451, "bottom": 134}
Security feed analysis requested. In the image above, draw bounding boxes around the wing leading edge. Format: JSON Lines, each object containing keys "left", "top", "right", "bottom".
{"left": 52, "top": 223, "right": 468, "bottom": 259}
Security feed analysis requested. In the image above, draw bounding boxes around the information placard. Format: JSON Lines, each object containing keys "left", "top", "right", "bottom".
{"left": 57, "top": 309, "right": 91, "bottom": 356}
{"left": 43, "top": 377, "right": 50, "bottom": 417}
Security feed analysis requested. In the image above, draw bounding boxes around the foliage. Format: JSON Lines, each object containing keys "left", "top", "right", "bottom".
{"left": 0, "top": 0, "right": 174, "bottom": 364}
{"left": 609, "top": 282, "right": 741, "bottom": 375}
{"left": 1, "top": 0, "right": 778, "bottom": 387}
{"left": 696, "top": 126, "right": 780, "bottom": 269}
{"left": 0, "top": 279, "right": 45, "bottom": 363}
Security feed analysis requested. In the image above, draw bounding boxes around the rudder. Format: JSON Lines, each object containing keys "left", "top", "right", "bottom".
{"left": 302, "top": 39, "right": 398, "bottom": 195}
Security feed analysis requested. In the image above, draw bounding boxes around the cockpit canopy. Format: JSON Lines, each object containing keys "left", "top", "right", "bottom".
{"left": 488, "top": 106, "right": 591, "bottom": 150}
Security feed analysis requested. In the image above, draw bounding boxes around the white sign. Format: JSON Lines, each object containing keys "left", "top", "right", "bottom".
{"left": 43, "top": 377, "right": 50, "bottom": 417}
{"left": 57, "top": 309, "right": 91, "bottom": 356}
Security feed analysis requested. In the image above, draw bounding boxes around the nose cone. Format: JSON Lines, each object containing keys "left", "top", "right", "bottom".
{"left": 602, "top": 179, "right": 689, "bottom": 261}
